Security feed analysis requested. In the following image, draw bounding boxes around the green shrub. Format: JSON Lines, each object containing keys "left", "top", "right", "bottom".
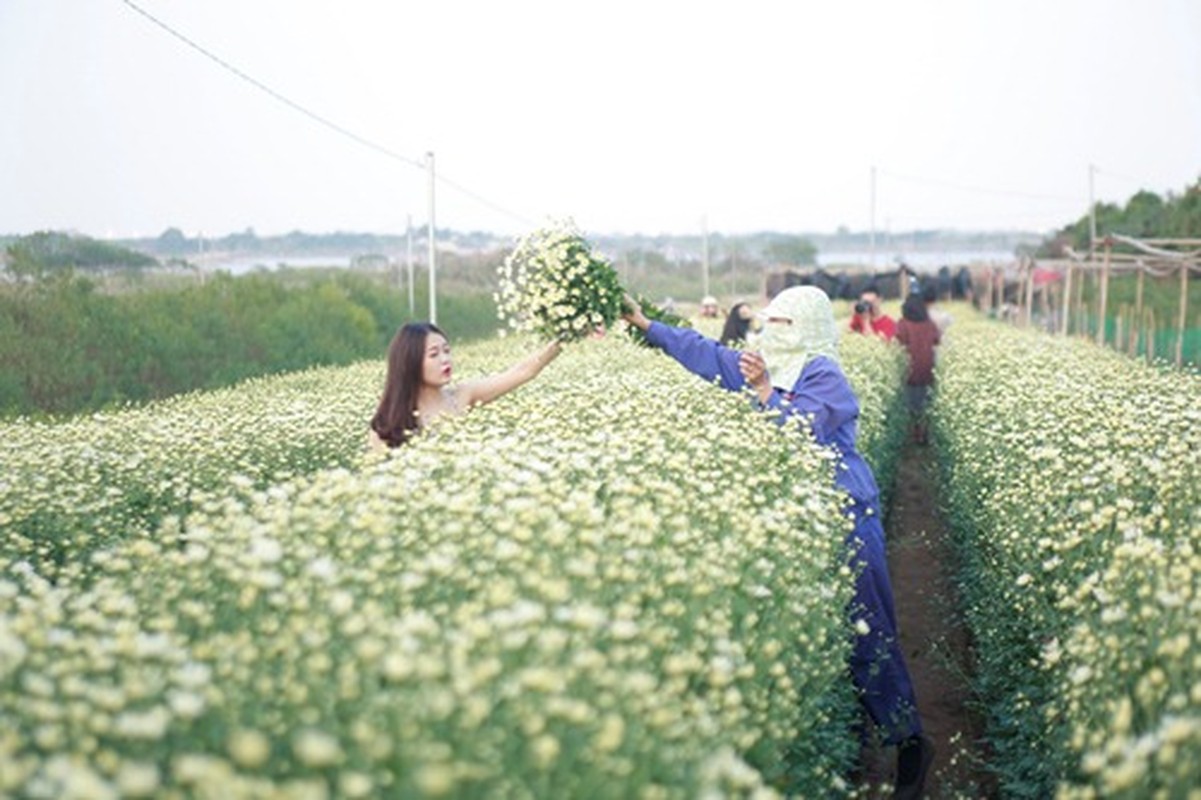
{"left": 0, "top": 272, "right": 497, "bottom": 417}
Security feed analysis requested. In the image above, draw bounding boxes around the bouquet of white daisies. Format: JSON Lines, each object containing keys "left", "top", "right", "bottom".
{"left": 496, "top": 220, "right": 625, "bottom": 342}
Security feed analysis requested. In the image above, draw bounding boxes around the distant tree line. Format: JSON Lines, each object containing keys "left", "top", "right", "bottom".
{"left": 4, "top": 231, "right": 157, "bottom": 276}
{"left": 1039, "top": 176, "right": 1201, "bottom": 256}
{"left": 140, "top": 226, "right": 507, "bottom": 258}
{"left": 0, "top": 271, "right": 497, "bottom": 417}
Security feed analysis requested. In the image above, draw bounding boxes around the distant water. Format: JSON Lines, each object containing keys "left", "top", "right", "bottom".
{"left": 199, "top": 254, "right": 352, "bottom": 275}
{"left": 197, "top": 250, "right": 1016, "bottom": 276}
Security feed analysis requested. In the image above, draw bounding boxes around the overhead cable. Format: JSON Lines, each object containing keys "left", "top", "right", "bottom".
{"left": 878, "top": 168, "right": 1085, "bottom": 203}
{"left": 120, "top": 0, "right": 424, "bottom": 169}
{"left": 119, "top": 0, "right": 534, "bottom": 225}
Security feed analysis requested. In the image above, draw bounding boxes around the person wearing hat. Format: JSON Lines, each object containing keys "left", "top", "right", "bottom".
{"left": 622, "top": 286, "right": 933, "bottom": 799}
{"left": 699, "top": 295, "right": 720, "bottom": 318}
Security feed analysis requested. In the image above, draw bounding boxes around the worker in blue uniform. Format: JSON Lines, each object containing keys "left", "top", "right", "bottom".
{"left": 622, "top": 286, "right": 934, "bottom": 799}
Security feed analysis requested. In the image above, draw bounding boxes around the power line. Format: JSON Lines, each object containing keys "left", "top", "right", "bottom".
{"left": 119, "top": 0, "right": 424, "bottom": 169}
{"left": 1093, "top": 165, "right": 1162, "bottom": 190}
{"left": 119, "top": 0, "right": 534, "bottom": 226}
{"left": 437, "top": 172, "right": 536, "bottom": 227}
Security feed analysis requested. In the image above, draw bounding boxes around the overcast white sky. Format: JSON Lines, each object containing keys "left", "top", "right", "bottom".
{"left": 2, "top": 0, "right": 1199, "bottom": 239}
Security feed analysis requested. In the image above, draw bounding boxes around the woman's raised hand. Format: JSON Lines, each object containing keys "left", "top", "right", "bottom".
{"left": 621, "top": 294, "right": 651, "bottom": 332}
{"left": 738, "top": 351, "right": 773, "bottom": 399}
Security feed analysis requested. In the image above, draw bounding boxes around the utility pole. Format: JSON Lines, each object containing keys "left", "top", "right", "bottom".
{"left": 701, "top": 214, "right": 710, "bottom": 298}
{"left": 729, "top": 242, "right": 737, "bottom": 297}
{"left": 426, "top": 151, "right": 437, "bottom": 324}
{"left": 392, "top": 238, "right": 401, "bottom": 296}
{"left": 870, "top": 165, "right": 877, "bottom": 268}
{"left": 406, "top": 213, "right": 414, "bottom": 315}
{"left": 196, "top": 231, "right": 205, "bottom": 285}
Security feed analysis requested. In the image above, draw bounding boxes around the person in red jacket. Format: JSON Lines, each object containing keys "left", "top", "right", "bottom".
{"left": 849, "top": 287, "right": 897, "bottom": 340}
{"left": 895, "top": 294, "right": 941, "bottom": 444}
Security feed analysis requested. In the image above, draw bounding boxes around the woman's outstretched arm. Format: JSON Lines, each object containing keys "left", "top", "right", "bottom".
{"left": 455, "top": 340, "right": 562, "bottom": 409}
{"left": 623, "top": 299, "right": 746, "bottom": 391}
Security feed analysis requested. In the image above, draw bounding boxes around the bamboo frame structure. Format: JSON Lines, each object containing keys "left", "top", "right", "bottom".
{"left": 1030, "top": 236, "right": 1200, "bottom": 366}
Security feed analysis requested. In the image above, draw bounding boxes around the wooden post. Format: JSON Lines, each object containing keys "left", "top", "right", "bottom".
{"left": 1076, "top": 263, "right": 1088, "bottom": 338}
{"left": 1143, "top": 307, "right": 1152, "bottom": 360}
{"left": 1132, "top": 267, "right": 1145, "bottom": 355}
{"left": 1016, "top": 260, "right": 1026, "bottom": 325}
{"left": 1080, "top": 263, "right": 1090, "bottom": 333}
{"left": 1011, "top": 262, "right": 1021, "bottom": 324}
{"left": 1060, "top": 262, "right": 1073, "bottom": 336}
{"left": 1023, "top": 260, "right": 1035, "bottom": 327}
{"left": 1177, "top": 263, "right": 1190, "bottom": 367}
{"left": 1096, "top": 239, "right": 1111, "bottom": 346}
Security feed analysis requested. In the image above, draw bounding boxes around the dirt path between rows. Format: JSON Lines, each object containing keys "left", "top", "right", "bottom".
{"left": 861, "top": 438, "right": 997, "bottom": 798}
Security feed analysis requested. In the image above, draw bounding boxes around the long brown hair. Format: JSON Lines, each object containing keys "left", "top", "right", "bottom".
{"left": 371, "top": 322, "right": 446, "bottom": 447}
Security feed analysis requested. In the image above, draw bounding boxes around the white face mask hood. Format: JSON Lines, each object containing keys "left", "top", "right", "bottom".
{"left": 753, "top": 286, "right": 840, "bottom": 390}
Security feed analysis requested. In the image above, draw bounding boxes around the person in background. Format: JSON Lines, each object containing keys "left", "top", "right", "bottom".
{"left": 368, "top": 322, "right": 561, "bottom": 449}
{"left": 921, "top": 282, "right": 952, "bottom": 334}
{"left": 699, "top": 295, "right": 720, "bottom": 318}
{"left": 849, "top": 287, "right": 896, "bottom": 340}
{"left": 719, "top": 301, "right": 756, "bottom": 346}
{"left": 623, "top": 286, "right": 934, "bottom": 799}
{"left": 895, "top": 294, "right": 941, "bottom": 445}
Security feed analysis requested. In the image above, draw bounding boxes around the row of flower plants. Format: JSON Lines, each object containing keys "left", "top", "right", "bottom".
{"left": 0, "top": 362, "right": 382, "bottom": 575}
{"left": 1, "top": 330, "right": 909, "bottom": 797}
{"left": 930, "top": 314, "right": 1200, "bottom": 798}
{"left": 0, "top": 313, "right": 903, "bottom": 576}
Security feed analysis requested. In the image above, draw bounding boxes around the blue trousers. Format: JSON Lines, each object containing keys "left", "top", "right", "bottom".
{"left": 845, "top": 510, "right": 923, "bottom": 745}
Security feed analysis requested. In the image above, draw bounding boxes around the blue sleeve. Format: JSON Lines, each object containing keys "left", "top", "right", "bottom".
{"left": 645, "top": 321, "right": 747, "bottom": 393}
{"left": 786, "top": 359, "right": 859, "bottom": 445}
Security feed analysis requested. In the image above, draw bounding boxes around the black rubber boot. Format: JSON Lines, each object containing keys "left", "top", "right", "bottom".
{"left": 893, "top": 735, "right": 935, "bottom": 799}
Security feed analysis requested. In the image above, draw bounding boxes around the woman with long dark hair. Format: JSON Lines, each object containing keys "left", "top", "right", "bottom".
{"left": 369, "top": 322, "right": 561, "bottom": 448}
{"left": 719, "top": 301, "right": 755, "bottom": 346}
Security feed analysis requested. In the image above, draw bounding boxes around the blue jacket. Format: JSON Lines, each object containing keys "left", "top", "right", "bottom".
{"left": 645, "top": 322, "right": 881, "bottom": 514}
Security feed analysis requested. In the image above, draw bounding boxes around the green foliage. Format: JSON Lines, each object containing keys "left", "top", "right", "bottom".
{"left": 0, "top": 271, "right": 497, "bottom": 417}
{"left": 4, "top": 231, "right": 157, "bottom": 277}
{"left": 332, "top": 272, "right": 501, "bottom": 346}
{"left": 1040, "top": 177, "right": 1201, "bottom": 254}
{"left": 1062, "top": 271, "right": 1201, "bottom": 364}
{"left": 624, "top": 294, "right": 691, "bottom": 347}
{"left": 764, "top": 234, "right": 818, "bottom": 266}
